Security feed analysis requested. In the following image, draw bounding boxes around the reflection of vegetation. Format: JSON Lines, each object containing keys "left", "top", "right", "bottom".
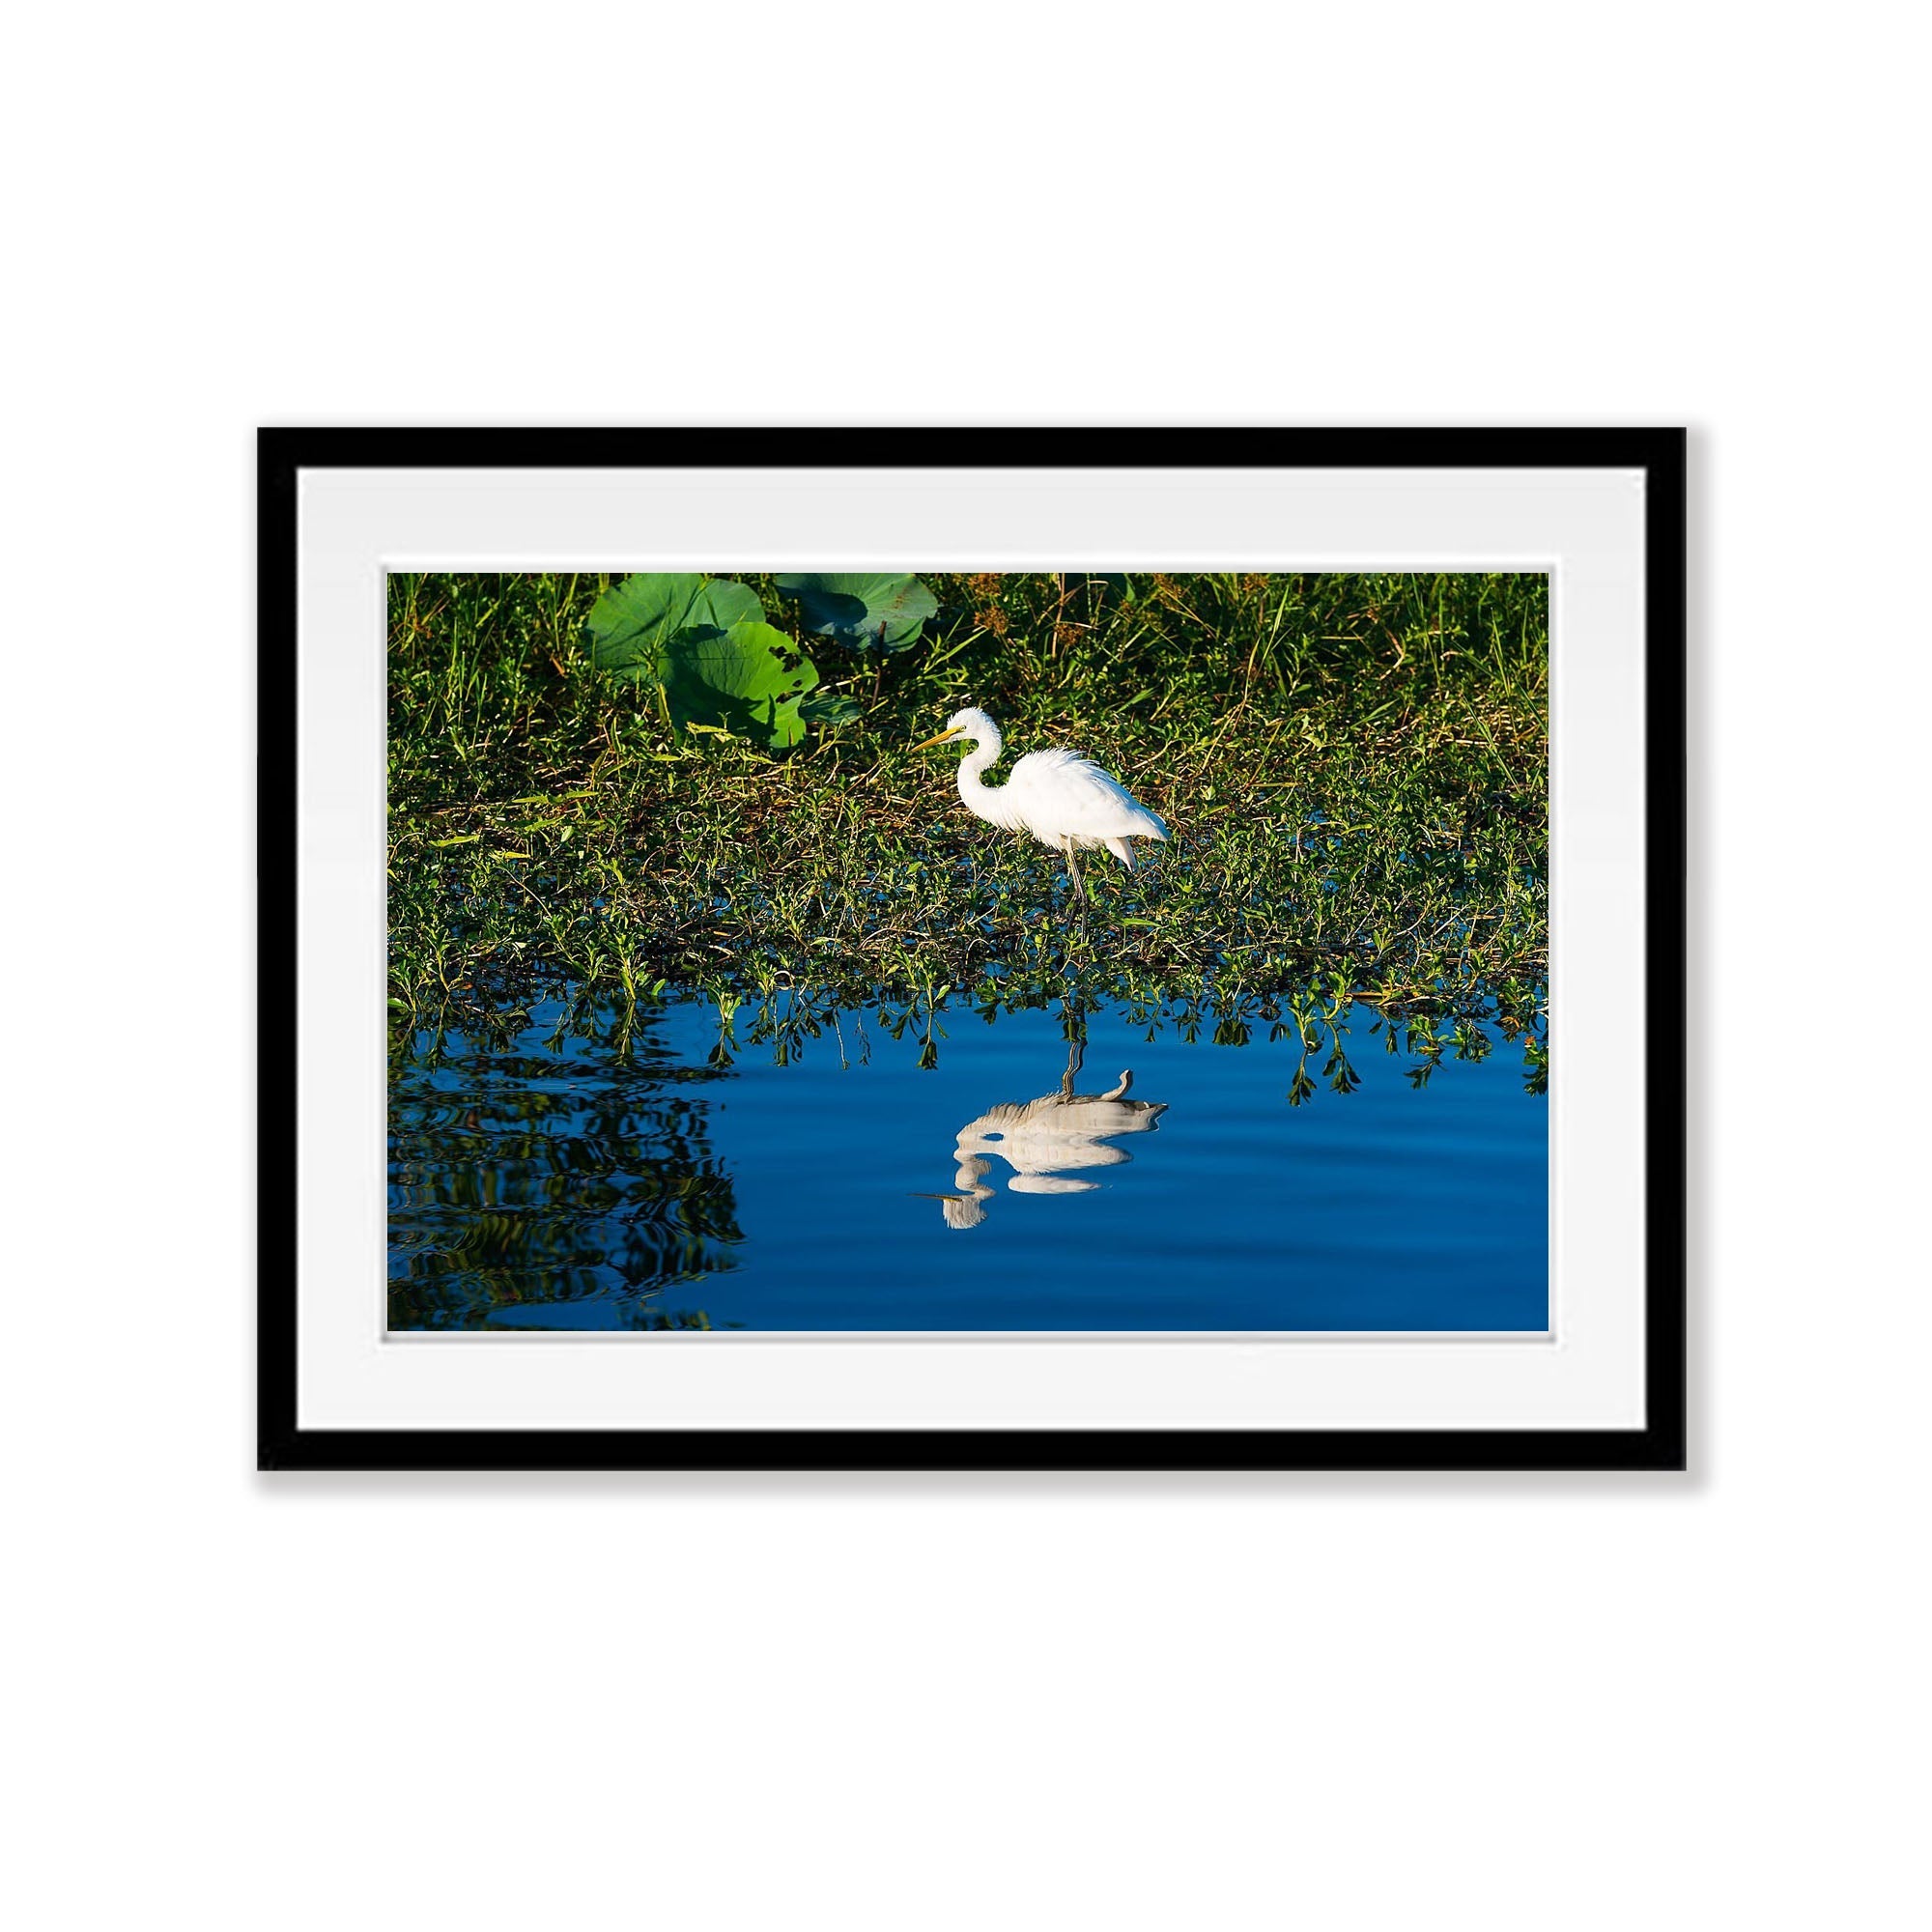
{"left": 389, "top": 572, "right": 1548, "bottom": 1076}
{"left": 724, "top": 976, "right": 1545, "bottom": 1100}
{"left": 387, "top": 1004, "right": 743, "bottom": 1330}
{"left": 407, "top": 977, "right": 1544, "bottom": 1111}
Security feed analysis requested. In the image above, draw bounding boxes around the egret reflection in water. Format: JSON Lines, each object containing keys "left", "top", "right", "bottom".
{"left": 923, "top": 1029, "right": 1167, "bottom": 1229}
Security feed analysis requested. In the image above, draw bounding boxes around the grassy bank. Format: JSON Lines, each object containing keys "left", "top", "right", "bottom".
{"left": 388, "top": 570, "right": 1548, "bottom": 1057}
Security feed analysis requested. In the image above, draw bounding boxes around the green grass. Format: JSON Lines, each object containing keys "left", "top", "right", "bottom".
{"left": 388, "top": 570, "right": 1548, "bottom": 1065}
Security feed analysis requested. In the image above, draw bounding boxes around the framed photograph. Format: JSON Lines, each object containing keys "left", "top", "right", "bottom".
{"left": 260, "top": 427, "right": 1685, "bottom": 1470}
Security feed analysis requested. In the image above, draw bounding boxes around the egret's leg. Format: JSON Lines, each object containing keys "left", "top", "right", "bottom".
{"left": 1063, "top": 838, "right": 1088, "bottom": 907}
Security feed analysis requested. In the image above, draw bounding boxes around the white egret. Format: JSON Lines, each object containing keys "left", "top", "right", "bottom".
{"left": 910, "top": 705, "right": 1168, "bottom": 905}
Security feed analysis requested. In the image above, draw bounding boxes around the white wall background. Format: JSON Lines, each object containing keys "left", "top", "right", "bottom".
{"left": 5, "top": 6, "right": 1925, "bottom": 1928}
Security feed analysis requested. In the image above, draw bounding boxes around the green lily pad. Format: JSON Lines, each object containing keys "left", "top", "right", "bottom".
{"left": 776, "top": 572, "right": 936, "bottom": 652}
{"left": 586, "top": 573, "right": 764, "bottom": 678}
{"left": 660, "top": 620, "right": 818, "bottom": 751}
{"left": 797, "top": 692, "right": 863, "bottom": 727}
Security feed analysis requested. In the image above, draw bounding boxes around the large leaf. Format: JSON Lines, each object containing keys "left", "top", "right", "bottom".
{"left": 660, "top": 620, "right": 818, "bottom": 751}
{"left": 586, "top": 573, "right": 764, "bottom": 677}
{"left": 797, "top": 691, "right": 862, "bottom": 727}
{"left": 776, "top": 572, "right": 936, "bottom": 653}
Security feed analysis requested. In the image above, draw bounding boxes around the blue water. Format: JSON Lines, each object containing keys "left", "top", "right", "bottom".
{"left": 389, "top": 995, "right": 1547, "bottom": 1331}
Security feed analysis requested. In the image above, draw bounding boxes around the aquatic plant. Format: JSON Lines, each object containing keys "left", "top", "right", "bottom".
{"left": 776, "top": 571, "right": 937, "bottom": 652}
{"left": 586, "top": 571, "right": 825, "bottom": 750}
{"left": 387, "top": 569, "right": 1549, "bottom": 1079}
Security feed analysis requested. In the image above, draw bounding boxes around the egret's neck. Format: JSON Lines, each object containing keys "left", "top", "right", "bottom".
{"left": 956, "top": 724, "right": 1006, "bottom": 809}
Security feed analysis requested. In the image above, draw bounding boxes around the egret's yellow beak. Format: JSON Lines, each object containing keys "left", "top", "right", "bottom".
{"left": 910, "top": 724, "right": 966, "bottom": 752}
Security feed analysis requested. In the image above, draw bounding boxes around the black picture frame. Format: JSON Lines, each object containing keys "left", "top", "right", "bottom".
{"left": 259, "top": 427, "right": 1686, "bottom": 1473}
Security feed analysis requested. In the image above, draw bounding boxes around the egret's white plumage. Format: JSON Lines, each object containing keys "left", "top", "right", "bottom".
{"left": 912, "top": 705, "right": 1168, "bottom": 902}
